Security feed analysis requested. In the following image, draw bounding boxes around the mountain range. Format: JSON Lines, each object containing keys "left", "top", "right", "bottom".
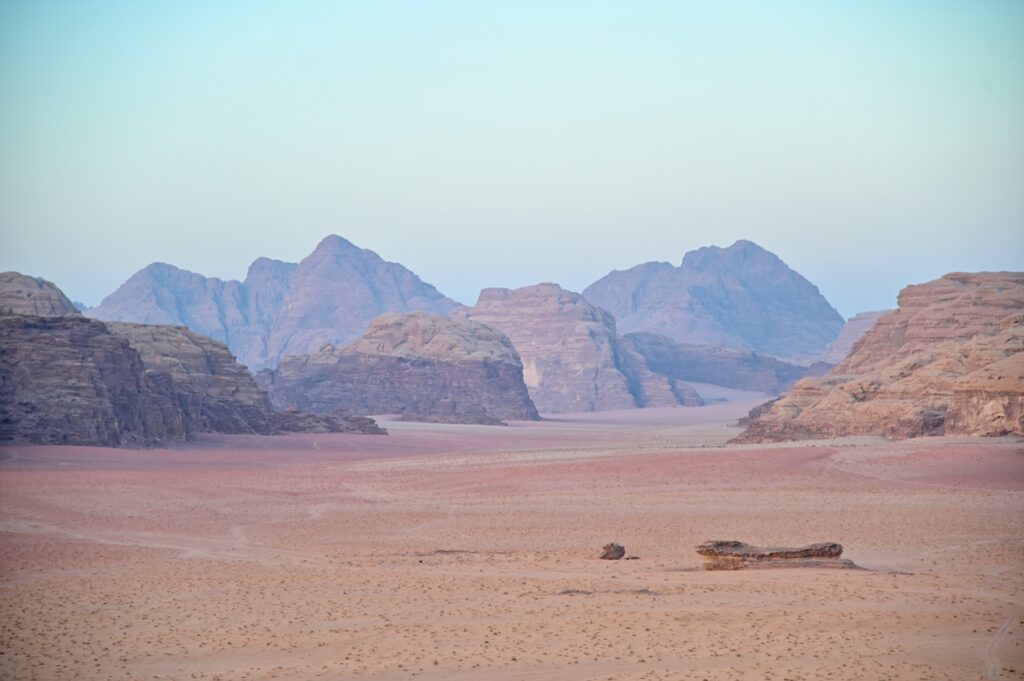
{"left": 88, "top": 235, "right": 461, "bottom": 370}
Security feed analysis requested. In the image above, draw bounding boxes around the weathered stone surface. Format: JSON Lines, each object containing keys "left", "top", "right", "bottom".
{"left": 0, "top": 316, "right": 189, "bottom": 447}
{"left": 736, "top": 273, "right": 1024, "bottom": 442}
{"left": 622, "top": 332, "right": 828, "bottom": 395}
{"left": 105, "top": 322, "right": 277, "bottom": 435}
{"left": 836, "top": 272, "right": 1024, "bottom": 374}
{"left": 455, "top": 284, "right": 702, "bottom": 413}
{"left": 89, "top": 235, "right": 460, "bottom": 370}
{"left": 583, "top": 240, "right": 844, "bottom": 360}
{"left": 696, "top": 540, "right": 857, "bottom": 570}
{"left": 0, "top": 272, "right": 79, "bottom": 317}
{"left": 260, "top": 312, "right": 539, "bottom": 425}
{"left": 599, "top": 543, "right": 625, "bottom": 560}
{"left": 818, "top": 310, "right": 889, "bottom": 364}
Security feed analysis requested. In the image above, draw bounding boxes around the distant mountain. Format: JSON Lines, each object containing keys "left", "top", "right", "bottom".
{"left": 817, "top": 310, "right": 889, "bottom": 365}
{"left": 582, "top": 240, "right": 844, "bottom": 360}
{"left": 455, "top": 283, "right": 702, "bottom": 413}
{"left": 88, "top": 235, "right": 461, "bottom": 369}
{"left": 621, "top": 332, "right": 829, "bottom": 395}
{"left": 260, "top": 312, "right": 540, "bottom": 425}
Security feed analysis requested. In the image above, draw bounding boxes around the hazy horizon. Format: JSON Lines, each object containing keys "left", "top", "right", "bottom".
{"left": 2, "top": 1, "right": 1023, "bottom": 317}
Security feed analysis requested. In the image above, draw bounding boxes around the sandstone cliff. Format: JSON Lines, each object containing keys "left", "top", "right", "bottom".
{"left": 88, "top": 235, "right": 460, "bottom": 369}
{"left": 0, "top": 316, "right": 189, "bottom": 447}
{"left": 736, "top": 273, "right": 1024, "bottom": 441}
{"left": 0, "top": 272, "right": 80, "bottom": 317}
{"left": 582, "top": 240, "right": 844, "bottom": 360}
{"left": 454, "top": 284, "right": 702, "bottom": 413}
{"left": 105, "top": 322, "right": 278, "bottom": 435}
{"left": 260, "top": 313, "right": 539, "bottom": 424}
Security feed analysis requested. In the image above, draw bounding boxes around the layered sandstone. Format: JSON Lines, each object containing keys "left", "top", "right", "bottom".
{"left": 105, "top": 322, "right": 278, "bottom": 435}
{"left": 260, "top": 313, "right": 539, "bottom": 425}
{"left": 0, "top": 316, "right": 189, "bottom": 447}
{"left": 696, "top": 540, "right": 857, "bottom": 570}
{"left": 583, "top": 240, "right": 844, "bottom": 360}
{"left": 89, "top": 235, "right": 460, "bottom": 369}
{"left": 455, "top": 284, "right": 702, "bottom": 413}
{"left": 736, "top": 273, "right": 1024, "bottom": 441}
{"left": 0, "top": 272, "right": 80, "bottom": 317}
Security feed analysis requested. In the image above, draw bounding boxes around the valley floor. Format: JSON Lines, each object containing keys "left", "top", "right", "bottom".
{"left": 1, "top": 403, "right": 1022, "bottom": 680}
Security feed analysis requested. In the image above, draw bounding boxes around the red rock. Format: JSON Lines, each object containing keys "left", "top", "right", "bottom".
{"left": 455, "top": 284, "right": 702, "bottom": 413}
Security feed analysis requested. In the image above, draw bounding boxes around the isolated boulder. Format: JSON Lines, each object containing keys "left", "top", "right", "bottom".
{"left": 599, "top": 543, "right": 625, "bottom": 560}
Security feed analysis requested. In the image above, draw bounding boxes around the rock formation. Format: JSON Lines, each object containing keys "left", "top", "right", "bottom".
{"left": 582, "top": 240, "right": 844, "bottom": 360}
{"left": 455, "top": 284, "right": 702, "bottom": 413}
{"left": 0, "top": 315, "right": 189, "bottom": 447}
{"left": 88, "top": 235, "right": 461, "bottom": 369}
{"left": 696, "top": 540, "right": 857, "bottom": 570}
{"left": 621, "top": 332, "right": 828, "bottom": 395}
{"left": 599, "top": 543, "right": 625, "bottom": 560}
{"left": 736, "top": 273, "right": 1024, "bottom": 441}
{"left": 105, "top": 322, "right": 282, "bottom": 435}
{"left": 260, "top": 312, "right": 540, "bottom": 425}
{"left": 1, "top": 273, "right": 385, "bottom": 446}
{"left": 0, "top": 272, "right": 80, "bottom": 317}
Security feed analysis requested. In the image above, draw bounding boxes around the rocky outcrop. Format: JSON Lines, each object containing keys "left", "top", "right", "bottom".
{"left": 599, "top": 543, "right": 625, "bottom": 560}
{"left": 836, "top": 272, "right": 1024, "bottom": 373}
{"left": 105, "top": 322, "right": 278, "bottom": 435}
{"left": 818, "top": 310, "right": 888, "bottom": 364}
{"left": 0, "top": 316, "right": 189, "bottom": 447}
{"left": 736, "top": 273, "right": 1024, "bottom": 442}
{"left": 0, "top": 272, "right": 80, "bottom": 317}
{"left": 583, "top": 240, "right": 844, "bottom": 360}
{"left": 621, "top": 332, "right": 828, "bottom": 395}
{"left": 260, "top": 313, "right": 540, "bottom": 425}
{"left": 88, "top": 235, "right": 461, "bottom": 370}
{"left": 696, "top": 540, "right": 857, "bottom": 570}
{"left": 267, "top": 409, "right": 385, "bottom": 435}
{"left": 455, "top": 284, "right": 703, "bottom": 413}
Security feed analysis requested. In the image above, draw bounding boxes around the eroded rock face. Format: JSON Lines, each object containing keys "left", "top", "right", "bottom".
{"left": 836, "top": 273, "right": 1024, "bottom": 373}
{"left": 696, "top": 540, "right": 856, "bottom": 570}
{"left": 0, "top": 272, "right": 80, "bottom": 317}
{"left": 455, "top": 284, "right": 702, "bottom": 413}
{"left": 583, "top": 240, "right": 844, "bottom": 361}
{"left": 89, "top": 235, "right": 460, "bottom": 369}
{"left": 260, "top": 313, "right": 539, "bottom": 425}
{"left": 0, "top": 316, "right": 189, "bottom": 447}
{"left": 621, "top": 332, "right": 827, "bottom": 395}
{"left": 736, "top": 273, "right": 1024, "bottom": 442}
{"left": 105, "top": 322, "right": 277, "bottom": 435}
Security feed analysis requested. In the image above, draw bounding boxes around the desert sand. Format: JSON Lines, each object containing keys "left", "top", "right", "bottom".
{"left": 1, "top": 401, "right": 1022, "bottom": 680}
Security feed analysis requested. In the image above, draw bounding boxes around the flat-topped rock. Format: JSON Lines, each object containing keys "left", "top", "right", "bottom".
{"left": 697, "top": 540, "right": 858, "bottom": 570}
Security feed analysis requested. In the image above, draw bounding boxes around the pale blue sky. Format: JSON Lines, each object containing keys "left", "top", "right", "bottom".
{"left": 1, "top": 1, "right": 1022, "bottom": 317}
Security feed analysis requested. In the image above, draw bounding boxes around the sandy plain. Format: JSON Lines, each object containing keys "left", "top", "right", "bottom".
{"left": 1, "top": 400, "right": 1022, "bottom": 681}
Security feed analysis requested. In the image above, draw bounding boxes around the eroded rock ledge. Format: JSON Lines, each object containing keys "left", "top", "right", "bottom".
{"left": 696, "top": 540, "right": 859, "bottom": 570}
